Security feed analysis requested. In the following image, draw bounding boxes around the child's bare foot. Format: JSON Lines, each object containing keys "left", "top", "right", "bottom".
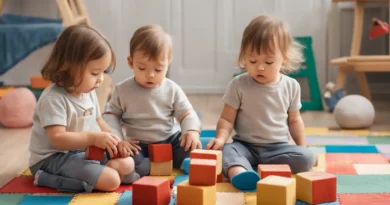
{"left": 228, "top": 166, "right": 260, "bottom": 191}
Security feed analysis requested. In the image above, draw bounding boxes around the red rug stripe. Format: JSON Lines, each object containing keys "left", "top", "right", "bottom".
{"left": 339, "top": 194, "right": 390, "bottom": 205}
{"left": 0, "top": 176, "right": 58, "bottom": 193}
{"left": 326, "top": 164, "right": 357, "bottom": 175}
{"left": 326, "top": 154, "right": 389, "bottom": 165}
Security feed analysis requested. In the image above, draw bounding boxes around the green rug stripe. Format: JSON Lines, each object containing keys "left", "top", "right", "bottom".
{"left": 0, "top": 194, "right": 26, "bottom": 205}
{"left": 367, "top": 136, "right": 390, "bottom": 144}
{"left": 337, "top": 175, "right": 390, "bottom": 194}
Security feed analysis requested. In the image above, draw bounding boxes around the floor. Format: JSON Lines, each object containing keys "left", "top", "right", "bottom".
{"left": 1, "top": 94, "right": 389, "bottom": 188}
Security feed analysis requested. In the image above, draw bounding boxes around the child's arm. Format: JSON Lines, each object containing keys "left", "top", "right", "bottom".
{"left": 206, "top": 104, "right": 237, "bottom": 150}
{"left": 288, "top": 110, "right": 306, "bottom": 146}
{"left": 101, "top": 86, "right": 125, "bottom": 140}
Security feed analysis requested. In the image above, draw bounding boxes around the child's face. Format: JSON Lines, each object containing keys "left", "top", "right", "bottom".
{"left": 244, "top": 46, "right": 286, "bottom": 85}
{"left": 128, "top": 51, "right": 170, "bottom": 88}
{"left": 75, "top": 52, "right": 111, "bottom": 95}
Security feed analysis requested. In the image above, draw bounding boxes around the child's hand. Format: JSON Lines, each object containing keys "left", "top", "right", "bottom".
{"left": 179, "top": 131, "right": 201, "bottom": 151}
{"left": 118, "top": 140, "right": 142, "bottom": 157}
{"left": 93, "top": 132, "right": 121, "bottom": 158}
{"left": 206, "top": 138, "right": 225, "bottom": 150}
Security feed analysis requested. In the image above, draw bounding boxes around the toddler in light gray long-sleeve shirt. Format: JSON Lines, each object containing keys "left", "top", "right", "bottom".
{"left": 104, "top": 25, "right": 202, "bottom": 177}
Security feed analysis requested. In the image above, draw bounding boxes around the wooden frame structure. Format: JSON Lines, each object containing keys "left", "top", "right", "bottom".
{"left": 331, "top": 0, "right": 390, "bottom": 100}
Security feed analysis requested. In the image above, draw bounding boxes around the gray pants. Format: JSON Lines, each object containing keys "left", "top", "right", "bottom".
{"left": 132, "top": 131, "right": 190, "bottom": 177}
{"left": 222, "top": 140, "right": 315, "bottom": 177}
{"left": 29, "top": 150, "right": 108, "bottom": 193}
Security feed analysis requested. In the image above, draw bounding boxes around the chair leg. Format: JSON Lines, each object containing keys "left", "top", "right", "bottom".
{"left": 355, "top": 72, "right": 372, "bottom": 100}
{"left": 335, "top": 68, "right": 348, "bottom": 90}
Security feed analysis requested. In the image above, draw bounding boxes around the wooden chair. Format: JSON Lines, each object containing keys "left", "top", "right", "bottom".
{"left": 330, "top": 0, "right": 390, "bottom": 101}
{"left": 56, "top": 0, "right": 91, "bottom": 27}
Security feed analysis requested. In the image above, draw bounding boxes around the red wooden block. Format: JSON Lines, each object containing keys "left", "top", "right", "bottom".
{"left": 0, "top": 176, "right": 58, "bottom": 193}
{"left": 132, "top": 176, "right": 171, "bottom": 205}
{"left": 370, "top": 18, "right": 389, "bottom": 39}
{"left": 148, "top": 144, "right": 173, "bottom": 162}
{"left": 189, "top": 159, "right": 217, "bottom": 186}
{"left": 257, "top": 164, "right": 292, "bottom": 179}
{"left": 296, "top": 171, "right": 337, "bottom": 205}
{"left": 217, "top": 173, "right": 224, "bottom": 183}
{"left": 85, "top": 146, "right": 105, "bottom": 160}
{"left": 190, "top": 149, "right": 222, "bottom": 174}
{"left": 339, "top": 193, "right": 390, "bottom": 205}
{"left": 326, "top": 164, "right": 357, "bottom": 175}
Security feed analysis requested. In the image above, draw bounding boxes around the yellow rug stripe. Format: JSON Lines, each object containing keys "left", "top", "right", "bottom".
{"left": 19, "top": 168, "right": 32, "bottom": 176}
{"left": 305, "top": 127, "right": 329, "bottom": 136}
{"left": 69, "top": 193, "right": 120, "bottom": 205}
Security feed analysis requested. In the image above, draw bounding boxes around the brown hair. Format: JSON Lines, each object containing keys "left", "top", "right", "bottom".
{"left": 238, "top": 15, "right": 304, "bottom": 73}
{"left": 41, "top": 24, "right": 116, "bottom": 91}
{"left": 129, "top": 24, "right": 172, "bottom": 61}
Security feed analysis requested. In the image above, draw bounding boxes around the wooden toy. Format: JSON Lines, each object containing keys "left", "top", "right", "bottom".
{"left": 132, "top": 176, "right": 171, "bottom": 205}
{"left": 30, "top": 76, "right": 51, "bottom": 89}
{"left": 257, "top": 175, "right": 296, "bottom": 205}
{"left": 150, "top": 160, "right": 173, "bottom": 176}
{"left": 0, "top": 87, "right": 14, "bottom": 99}
{"left": 189, "top": 159, "right": 217, "bottom": 186}
{"left": 296, "top": 171, "right": 337, "bottom": 205}
{"left": 257, "top": 164, "right": 292, "bottom": 179}
{"left": 148, "top": 144, "right": 173, "bottom": 162}
{"left": 217, "top": 173, "right": 224, "bottom": 183}
{"left": 85, "top": 146, "right": 105, "bottom": 160}
{"left": 370, "top": 18, "right": 389, "bottom": 39}
{"left": 190, "top": 149, "right": 222, "bottom": 174}
{"left": 177, "top": 179, "right": 216, "bottom": 205}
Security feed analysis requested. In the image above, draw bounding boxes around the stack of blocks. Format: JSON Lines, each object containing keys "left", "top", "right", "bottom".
{"left": 256, "top": 164, "right": 337, "bottom": 205}
{"left": 177, "top": 149, "right": 222, "bottom": 205}
{"left": 149, "top": 144, "right": 173, "bottom": 176}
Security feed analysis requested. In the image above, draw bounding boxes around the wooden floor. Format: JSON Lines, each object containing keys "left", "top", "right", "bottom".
{"left": 1, "top": 94, "right": 390, "bottom": 188}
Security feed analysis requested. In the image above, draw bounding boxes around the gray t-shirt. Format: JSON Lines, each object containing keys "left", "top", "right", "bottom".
{"left": 223, "top": 73, "right": 301, "bottom": 144}
{"left": 105, "top": 77, "right": 194, "bottom": 143}
{"left": 28, "top": 84, "right": 101, "bottom": 166}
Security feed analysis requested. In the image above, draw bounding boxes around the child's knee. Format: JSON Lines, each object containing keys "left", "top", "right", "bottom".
{"left": 96, "top": 168, "right": 121, "bottom": 191}
{"left": 121, "top": 157, "right": 135, "bottom": 175}
{"left": 294, "top": 148, "right": 316, "bottom": 173}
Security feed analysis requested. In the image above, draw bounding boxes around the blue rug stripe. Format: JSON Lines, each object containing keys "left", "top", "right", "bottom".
{"left": 117, "top": 191, "right": 132, "bottom": 205}
{"left": 325, "top": 145, "right": 379, "bottom": 153}
{"left": 18, "top": 195, "right": 73, "bottom": 205}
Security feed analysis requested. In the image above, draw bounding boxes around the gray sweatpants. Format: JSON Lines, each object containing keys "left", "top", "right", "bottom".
{"left": 222, "top": 140, "right": 315, "bottom": 177}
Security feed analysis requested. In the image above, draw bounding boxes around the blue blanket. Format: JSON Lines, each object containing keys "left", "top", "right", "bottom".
{"left": 0, "top": 14, "right": 64, "bottom": 76}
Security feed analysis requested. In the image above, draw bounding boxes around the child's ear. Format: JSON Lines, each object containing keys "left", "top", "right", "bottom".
{"left": 127, "top": 56, "right": 134, "bottom": 69}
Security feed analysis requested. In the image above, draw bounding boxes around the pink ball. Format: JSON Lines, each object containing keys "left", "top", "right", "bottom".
{"left": 0, "top": 88, "right": 37, "bottom": 128}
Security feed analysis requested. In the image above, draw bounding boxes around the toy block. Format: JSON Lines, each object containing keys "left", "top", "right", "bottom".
{"left": 183, "top": 157, "right": 190, "bottom": 174}
{"left": 370, "top": 18, "right": 389, "bottom": 39}
{"left": 177, "top": 179, "right": 216, "bottom": 205}
{"left": 132, "top": 176, "right": 171, "bottom": 205}
{"left": 30, "top": 76, "right": 51, "bottom": 89}
{"left": 85, "top": 146, "right": 105, "bottom": 160}
{"left": 189, "top": 159, "right": 217, "bottom": 186}
{"left": 148, "top": 144, "right": 173, "bottom": 162}
{"left": 217, "top": 173, "right": 224, "bottom": 183}
{"left": 0, "top": 87, "right": 14, "bottom": 99}
{"left": 258, "top": 164, "right": 292, "bottom": 179}
{"left": 190, "top": 149, "right": 222, "bottom": 174}
{"left": 296, "top": 171, "right": 337, "bottom": 205}
{"left": 257, "top": 175, "right": 296, "bottom": 205}
{"left": 150, "top": 160, "right": 173, "bottom": 176}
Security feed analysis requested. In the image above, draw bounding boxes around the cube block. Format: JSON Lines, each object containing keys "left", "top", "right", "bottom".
{"left": 296, "top": 171, "right": 337, "bottom": 205}
{"left": 177, "top": 179, "right": 216, "bottom": 205}
{"left": 258, "top": 164, "right": 292, "bottom": 179}
{"left": 148, "top": 144, "right": 173, "bottom": 162}
{"left": 85, "top": 146, "right": 105, "bottom": 160}
{"left": 30, "top": 76, "right": 51, "bottom": 89}
{"left": 217, "top": 173, "right": 224, "bottom": 183}
{"left": 189, "top": 159, "right": 217, "bottom": 186}
{"left": 150, "top": 160, "right": 173, "bottom": 176}
{"left": 257, "top": 175, "right": 296, "bottom": 205}
{"left": 190, "top": 149, "right": 222, "bottom": 174}
{"left": 132, "top": 176, "right": 171, "bottom": 205}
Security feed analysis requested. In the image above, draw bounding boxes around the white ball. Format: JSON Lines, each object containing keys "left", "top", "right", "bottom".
{"left": 334, "top": 95, "right": 375, "bottom": 129}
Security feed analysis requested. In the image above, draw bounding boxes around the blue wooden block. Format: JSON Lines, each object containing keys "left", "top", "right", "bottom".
{"left": 325, "top": 145, "right": 379, "bottom": 153}
{"left": 18, "top": 195, "right": 73, "bottom": 205}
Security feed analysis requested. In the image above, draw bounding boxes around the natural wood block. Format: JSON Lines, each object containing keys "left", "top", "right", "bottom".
{"left": 190, "top": 149, "right": 222, "bottom": 174}
{"left": 257, "top": 175, "right": 296, "bottom": 205}
{"left": 150, "top": 160, "right": 173, "bottom": 176}
{"left": 296, "top": 171, "right": 337, "bottom": 205}
{"left": 132, "top": 176, "right": 171, "bottom": 205}
{"left": 258, "top": 164, "right": 292, "bottom": 179}
{"left": 148, "top": 144, "right": 173, "bottom": 162}
{"left": 189, "top": 159, "right": 217, "bottom": 186}
{"left": 177, "top": 179, "right": 216, "bottom": 205}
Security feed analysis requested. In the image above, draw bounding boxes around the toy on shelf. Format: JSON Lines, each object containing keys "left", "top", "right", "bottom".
{"left": 132, "top": 176, "right": 171, "bottom": 205}
{"left": 149, "top": 144, "right": 173, "bottom": 176}
{"left": 370, "top": 18, "right": 389, "bottom": 39}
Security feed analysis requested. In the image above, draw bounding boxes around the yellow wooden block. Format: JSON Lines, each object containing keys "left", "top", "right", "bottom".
{"left": 257, "top": 175, "right": 296, "bottom": 205}
{"left": 296, "top": 171, "right": 337, "bottom": 205}
{"left": 150, "top": 160, "right": 172, "bottom": 176}
{"left": 245, "top": 192, "right": 257, "bottom": 205}
{"left": 305, "top": 127, "right": 329, "bottom": 136}
{"left": 190, "top": 149, "right": 222, "bottom": 174}
{"left": 20, "top": 168, "right": 32, "bottom": 176}
{"left": 69, "top": 193, "right": 120, "bottom": 205}
{"left": 177, "top": 179, "right": 216, "bottom": 205}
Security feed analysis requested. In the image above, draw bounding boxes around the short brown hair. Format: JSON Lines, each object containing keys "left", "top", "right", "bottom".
{"left": 129, "top": 25, "right": 172, "bottom": 61}
{"left": 238, "top": 15, "right": 304, "bottom": 73}
{"left": 41, "top": 24, "right": 116, "bottom": 91}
